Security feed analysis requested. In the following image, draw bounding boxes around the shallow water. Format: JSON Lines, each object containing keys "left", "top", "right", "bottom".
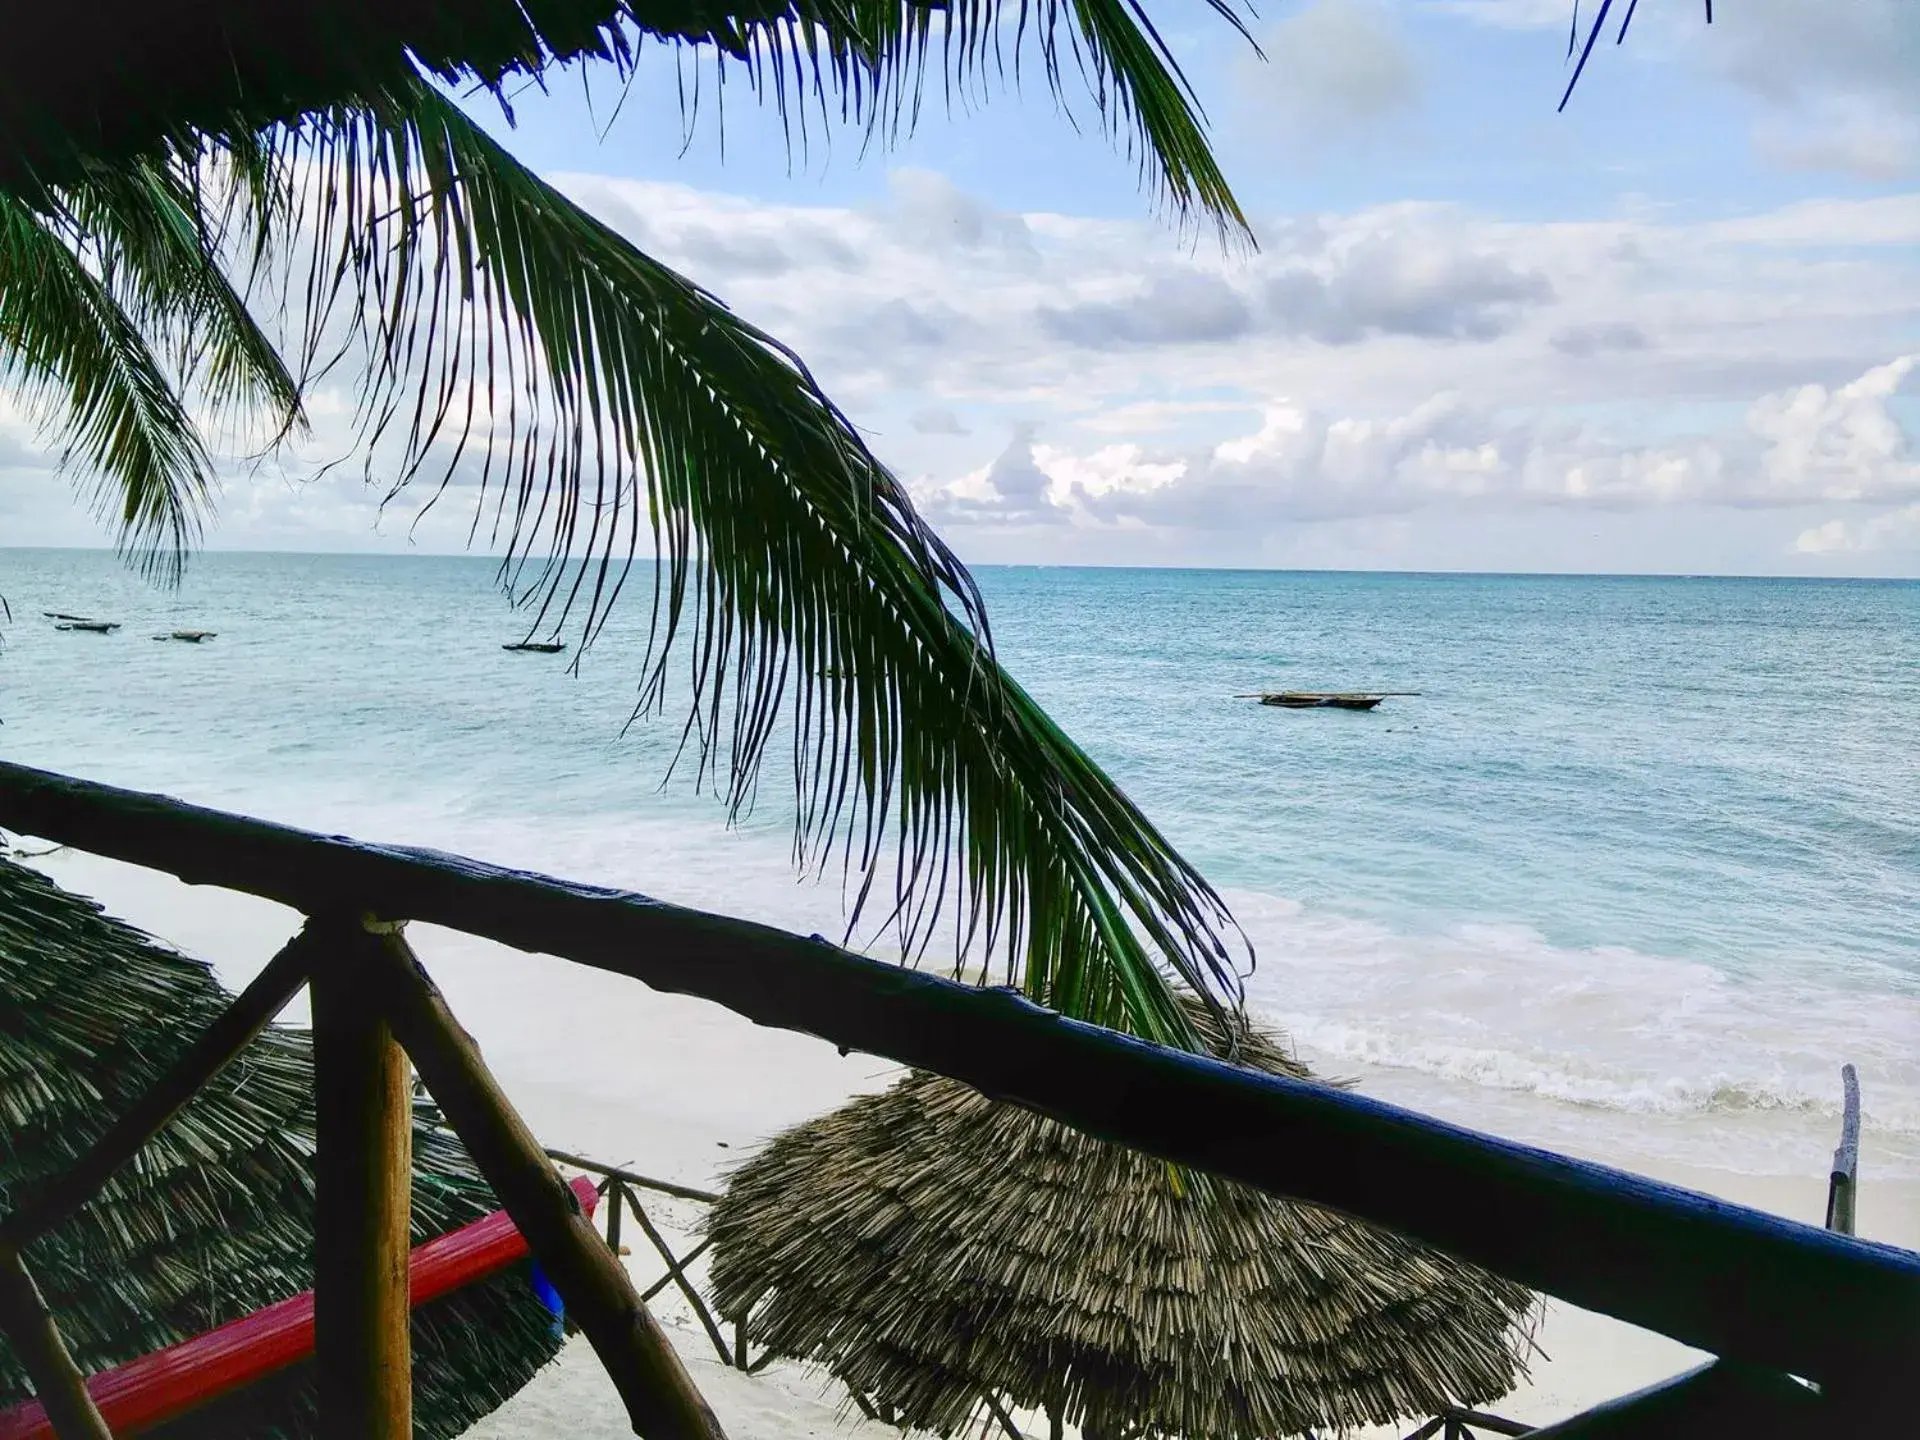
{"left": 3, "top": 550, "right": 1914, "bottom": 1178}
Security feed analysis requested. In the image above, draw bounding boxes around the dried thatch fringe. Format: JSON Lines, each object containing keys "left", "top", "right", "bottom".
{"left": 0, "top": 858, "right": 561, "bottom": 1439}
{"left": 709, "top": 1005, "right": 1538, "bottom": 1440}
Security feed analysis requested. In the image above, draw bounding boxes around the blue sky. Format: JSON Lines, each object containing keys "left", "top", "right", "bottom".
{"left": 5, "top": 0, "right": 1917, "bottom": 573}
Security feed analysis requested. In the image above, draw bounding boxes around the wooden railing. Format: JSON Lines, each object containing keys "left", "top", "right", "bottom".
{"left": 542, "top": 1151, "right": 773, "bottom": 1376}
{"left": 0, "top": 760, "right": 1910, "bottom": 1438}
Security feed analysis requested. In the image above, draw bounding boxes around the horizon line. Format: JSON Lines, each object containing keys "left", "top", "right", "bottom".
{"left": 2, "top": 543, "right": 1914, "bottom": 585}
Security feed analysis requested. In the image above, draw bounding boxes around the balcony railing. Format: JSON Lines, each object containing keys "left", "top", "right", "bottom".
{"left": 0, "top": 760, "right": 1909, "bottom": 1438}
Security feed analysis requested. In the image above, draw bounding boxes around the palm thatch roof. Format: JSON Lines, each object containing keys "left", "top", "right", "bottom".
{"left": 0, "top": 854, "right": 561, "bottom": 1438}
{"left": 708, "top": 1008, "right": 1538, "bottom": 1440}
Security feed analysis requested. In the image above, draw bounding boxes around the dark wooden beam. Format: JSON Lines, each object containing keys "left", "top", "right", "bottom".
{"left": 1, "top": 927, "right": 317, "bottom": 1248}
{"left": 311, "top": 921, "right": 412, "bottom": 1440}
{"left": 0, "top": 761, "right": 1914, "bottom": 1391}
{"left": 0, "top": 1246, "right": 114, "bottom": 1439}
{"left": 1516, "top": 1360, "right": 1817, "bottom": 1439}
{"left": 361, "top": 929, "right": 727, "bottom": 1439}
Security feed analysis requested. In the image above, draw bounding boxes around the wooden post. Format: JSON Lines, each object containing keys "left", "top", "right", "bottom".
{"left": 362, "top": 929, "right": 727, "bottom": 1439}
{"left": 607, "top": 1181, "right": 624, "bottom": 1257}
{"left": 0, "top": 1245, "right": 113, "bottom": 1439}
{"left": 311, "top": 919, "right": 412, "bottom": 1440}
{"left": 1826, "top": 1064, "right": 1860, "bottom": 1237}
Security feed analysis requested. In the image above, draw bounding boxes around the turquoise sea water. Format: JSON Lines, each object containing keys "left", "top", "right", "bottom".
{"left": 2, "top": 550, "right": 1915, "bottom": 1177}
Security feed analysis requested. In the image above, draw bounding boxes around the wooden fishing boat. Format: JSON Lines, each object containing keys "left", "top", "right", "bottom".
{"left": 0, "top": 1177, "right": 596, "bottom": 1439}
{"left": 1241, "top": 691, "right": 1419, "bottom": 711}
{"left": 152, "top": 629, "right": 218, "bottom": 643}
{"left": 53, "top": 620, "right": 119, "bottom": 634}
{"left": 502, "top": 640, "right": 566, "bottom": 654}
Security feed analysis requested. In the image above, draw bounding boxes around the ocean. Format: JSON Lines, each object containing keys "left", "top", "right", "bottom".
{"left": 3, "top": 549, "right": 1915, "bottom": 1183}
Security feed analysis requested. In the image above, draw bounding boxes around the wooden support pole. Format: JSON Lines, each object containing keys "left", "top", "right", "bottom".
{"left": 2, "top": 927, "right": 317, "bottom": 1248}
{"left": 606, "top": 1181, "right": 624, "bottom": 1258}
{"left": 311, "top": 921, "right": 412, "bottom": 1440}
{"left": 361, "top": 929, "right": 727, "bottom": 1440}
{"left": 0, "top": 1246, "right": 113, "bottom": 1440}
{"left": 1826, "top": 1064, "right": 1860, "bottom": 1237}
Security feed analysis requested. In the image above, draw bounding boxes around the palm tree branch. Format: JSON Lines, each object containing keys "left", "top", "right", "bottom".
{"left": 55, "top": 156, "right": 306, "bottom": 449}
{"left": 0, "top": 195, "right": 214, "bottom": 577}
{"left": 225, "top": 77, "right": 1243, "bottom": 1045}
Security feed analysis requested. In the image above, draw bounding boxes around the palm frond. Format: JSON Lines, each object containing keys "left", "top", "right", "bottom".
{"left": 1, "top": 0, "right": 1250, "bottom": 239}
{"left": 631, "top": 0, "right": 1254, "bottom": 235}
{"left": 220, "top": 77, "right": 1244, "bottom": 1046}
{"left": 55, "top": 155, "right": 306, "bottom": 449}
{"left": 0, "top": 196, "right": 212, "bottom": 579}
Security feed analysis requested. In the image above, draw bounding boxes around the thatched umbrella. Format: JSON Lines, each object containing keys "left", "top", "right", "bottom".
{"left": 708, "top": 1007, "right": 1537, "bottom": 1440}
{"left": 0, "top": 854, "right": 561, "bottom": 1438}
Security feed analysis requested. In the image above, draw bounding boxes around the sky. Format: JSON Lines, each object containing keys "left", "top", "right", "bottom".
{"left": 5, "top": 0, "right": 1920, "bottom": 575}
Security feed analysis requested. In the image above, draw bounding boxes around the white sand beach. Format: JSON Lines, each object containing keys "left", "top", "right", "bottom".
{"left": 40, "top": 853, "right": 1919, "bottom": 1440}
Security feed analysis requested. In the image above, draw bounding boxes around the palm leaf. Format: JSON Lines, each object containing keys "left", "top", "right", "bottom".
{"left": 214, "top": 78, "right": 1244, "bottom": 1046}
{"left": 0, "top": 195, "right": 213, "bottom": 578}
{"left": 55, "top": 155, "right": 305, "bottom": 449}
{"left": 634, "top": 0, "right": 1253, "bottom": 234}
{"left": 0, "top": 154, "right": 306, "bottom": 577}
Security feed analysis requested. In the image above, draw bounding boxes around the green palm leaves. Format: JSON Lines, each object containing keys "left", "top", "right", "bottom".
{"left": 0, "top": 159, "right": 300, "bottom": 576}
{"left": 0, "top": 0, "right": 1256, "bottom": 1046}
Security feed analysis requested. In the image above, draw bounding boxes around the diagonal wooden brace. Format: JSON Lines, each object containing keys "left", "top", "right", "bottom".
{"left": 357, "top": 927, "right": 727, "bottom": 1439}
{"left": 1, "top": 927, "right": 317, "bottom": 1249}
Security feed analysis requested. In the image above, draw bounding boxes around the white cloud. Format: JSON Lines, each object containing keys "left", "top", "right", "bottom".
{"left": 910, "top": 406, "right": 970, "bottom": 436}
{"left": 1248, "top": 1, "right": 1422, "bottom": 130}
{"left": 1746, "top": 355, "right": 1919, "bottom": 503}
{"left": 9, "top": 167, "right": 1920, "bottom": 574}
{"left": 915, "top": 355, "right": 1920, "bottom": 534}
{"left": 1713, "top": 0, "right": 1920, "bottom": 178}
{"left": 1795, "top": 505, "right": 1920, "bottom": 555}
{"left": 1757, "top": 100, "right": 1920, "bottom": 181}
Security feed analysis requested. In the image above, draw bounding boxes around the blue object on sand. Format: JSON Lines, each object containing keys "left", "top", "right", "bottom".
{"left": 529, "top": 1262, "right": 565, "bottom": 1339}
